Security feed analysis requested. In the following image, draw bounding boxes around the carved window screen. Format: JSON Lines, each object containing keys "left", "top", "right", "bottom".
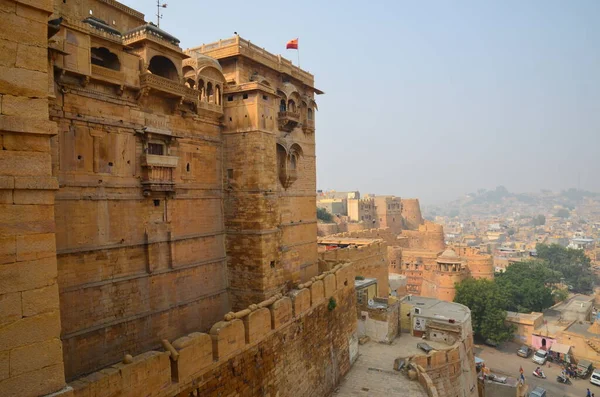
{"left": 148, "top": 142, "right": 165, "bottom": 155}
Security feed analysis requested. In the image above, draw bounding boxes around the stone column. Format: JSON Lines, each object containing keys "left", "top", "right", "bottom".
{"left": 0, "top": 0, "right": 66, "bottom": 395}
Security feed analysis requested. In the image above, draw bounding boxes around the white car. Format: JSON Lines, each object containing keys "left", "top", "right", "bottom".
{"left": 532, "top": 349, "right": 548, "bottom": 365}
{"left": 591, "top": 369, "right": 600, "bottom": 387}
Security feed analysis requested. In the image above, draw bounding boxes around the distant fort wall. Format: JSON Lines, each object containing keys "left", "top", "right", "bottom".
{"left": 319, "top": 239, "right": 389, "bottom": 296}
{"left": 68, "top": 263, "right": 358, "bottom": 397}
{"left": 401, "top": 198, "right": 424, "bottom": 230}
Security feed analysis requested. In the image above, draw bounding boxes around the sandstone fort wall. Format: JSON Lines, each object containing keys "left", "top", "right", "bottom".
{"left": 319, "top": 240, "right": 389, "bottom": 296}
{"left": 68, "top": 263, "right": 357, "bottom": 397}
{"left": 400, "top": 198, "right": 423, "bottom": 230}
{"left": 0, "top": 1, "right": 66, "bottom": 395}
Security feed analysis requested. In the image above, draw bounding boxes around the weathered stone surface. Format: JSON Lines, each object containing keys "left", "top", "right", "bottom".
{"left": 0, "top": 292, "right": 21, "bottom": 328}
{"left": 243, "top": 307, "right": 271, "bottom": 343}
{"left": 270, "top": 297, "right": 292, "bottom": 328}
{"left": 9, "top": 338, "right": 63, "bottom": 376}
{"left": 22, "top": 283, "right": 59, "bottom": 316}
{"left": 13, "top": 190, "right": 55, "bottom": 204}
{"left": 0, "top": 40, "right": 18, "bottom": 68}
{"left": 0, "top": 363, "right": 64, "bottom": 397}
{"left": 290, "top": 288, "right": 311, "bottom": 316}
{"left": 0, "top": 310, "right": 61, "bottom": 351}
{"left": 0, "top": 256, "right": 57, "bottom": 294}
{"left": 310, "top": 279, "right": 325, "bottom": 305}
{"left": 172, "top": 332, "right": 212, "bottom": 382}
{"left": 0, "top": 351, "right": 8, "bottom": 382}
{"left": 323, "top": 273, "right": 336, "bottom": 297}
{"left": 0, "top": 65, "right": 47, "bottom": 97}
{"left": 0, "top": 236, "right": 16, "bottom": 265}
{"left": 2, "top": 133, "right": 51, "bottom": 152}
{"left": 16, "top": 232, "right": 55, "bottom": 261}
{"left": 210, "top": 319, "right": 245, "bottom": 360}
{"left": 0, "top": 204, "right": 55, "bottom": 236}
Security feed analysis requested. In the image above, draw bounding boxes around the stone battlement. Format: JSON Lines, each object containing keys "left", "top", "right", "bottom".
{"left": 65, "top": 263, "right": 355, "bottom": 397}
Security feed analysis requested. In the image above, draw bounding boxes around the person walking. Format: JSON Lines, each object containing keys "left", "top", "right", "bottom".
{"left": 587, "top": 388, "right": 591, "bottom": 397}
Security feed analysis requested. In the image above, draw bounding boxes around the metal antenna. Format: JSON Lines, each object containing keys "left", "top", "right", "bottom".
{"left": 156, "top": 0, "right": 167, "bottom": 28}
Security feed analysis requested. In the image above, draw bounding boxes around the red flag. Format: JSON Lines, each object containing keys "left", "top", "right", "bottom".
{"left": 286, "top": 38, "right": 298, "bottom": 50}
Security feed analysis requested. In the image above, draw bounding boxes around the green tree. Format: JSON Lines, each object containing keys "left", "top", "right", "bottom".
{"left": 495, "top": 261, "right": 556, "bottom": 312}
{"left": 316, "top": 207, "right": 334, "bottom": 222}
{"left": 536, "top": 243, "right": 595, "bottom": 293}
{"left": 555, "top": 209, "right": 570, "bottom": 218}
{"left": 531, "top": 214, "right": 546, "bottom": 226}
{"left": 553, "top": 288, "right": 569, "bottom": 303}
{"left": 454, "top": 278, "right": 514, "bottom": 343}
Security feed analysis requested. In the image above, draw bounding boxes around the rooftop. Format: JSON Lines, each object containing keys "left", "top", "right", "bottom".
{"left": 334, "top": 338, "right": 431, "bottom": 397}
{"left": 403, "top": 295, "right": 470, "bottom": 323}
{"left": 187, "top": 35, "right": 320, "bottom": 91}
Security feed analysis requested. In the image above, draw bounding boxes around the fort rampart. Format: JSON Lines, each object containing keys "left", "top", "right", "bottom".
{"left": 67, "top": 263, "right": 357, "bottom": 397}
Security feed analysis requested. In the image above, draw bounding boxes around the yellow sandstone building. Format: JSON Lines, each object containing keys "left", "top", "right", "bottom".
{"left": 0, "top": 0, "right": 366, "bottom": 396}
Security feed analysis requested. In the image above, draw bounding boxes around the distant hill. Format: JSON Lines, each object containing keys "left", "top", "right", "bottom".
{"left": 423, "top": 187, "right": 599, "bottom": 218}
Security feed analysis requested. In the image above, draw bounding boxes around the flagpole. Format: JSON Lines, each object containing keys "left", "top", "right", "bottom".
{"left": 297, "top": 38, "right": 300, "bottom": 68}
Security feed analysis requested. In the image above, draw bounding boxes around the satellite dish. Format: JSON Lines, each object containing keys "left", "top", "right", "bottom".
{"left": 368, "top": 299, "right": 374, "bottom": 306}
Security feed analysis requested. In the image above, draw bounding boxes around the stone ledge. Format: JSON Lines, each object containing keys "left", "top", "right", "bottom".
{"left": 0, "top": 115, "right": 57, "bottom": 136}
{"left": 14, "top": 176, "right": 58, "bottom": 190}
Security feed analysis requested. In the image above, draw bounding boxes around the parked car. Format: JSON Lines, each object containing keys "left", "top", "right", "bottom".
{"left": 590, "top": 369, "right": 600, "bottom": 386}
{"left": 517, "top": 345, "right": 533, "bottom": 358}
{"left": 529, "top": 386, "right": 546, "bottom": 397}
{"left": 532, "top": 349, "right": 548, "bottom": 365}
{"left": 484, "top": 339, "right": 499, "bottom": 347}
{"left": 417, "top": 342, "right": 434, "bottom": 354}
{"left": 577, "top": 359, "right": 594, "bottom": 378}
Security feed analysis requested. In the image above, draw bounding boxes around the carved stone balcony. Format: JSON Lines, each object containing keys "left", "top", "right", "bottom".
{"left": 91, "top": 64, "right": 125, "bottom": 86}
{"left": 278, "top": 111, "right": 300, "bottom": 132}
{"left": 141, "top": 154, "right": 178, "bottom": 194}
{"left": 302, "top": 119, "right": 315, "bottom": 134}
{"left": 139, "top": 73, "right": 188, "bottom": 99}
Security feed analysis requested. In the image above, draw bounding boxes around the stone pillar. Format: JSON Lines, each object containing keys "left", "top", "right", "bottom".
{"left": 0, "top": 0, "right": 66, "bottom": 395}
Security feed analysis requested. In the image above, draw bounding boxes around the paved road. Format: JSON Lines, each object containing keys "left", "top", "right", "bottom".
{"left": 476, "top": 342, "right": 597, "bottom": 397}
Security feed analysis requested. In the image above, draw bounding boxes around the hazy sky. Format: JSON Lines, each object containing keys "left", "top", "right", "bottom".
{"left": 125, "top": 0, "right": 599, "bottom": 204}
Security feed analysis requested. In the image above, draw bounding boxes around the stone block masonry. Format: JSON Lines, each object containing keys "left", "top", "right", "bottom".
{"left": 0, "top": 0, "right": 66, "bottom": 396}
{"left": 66, "top": 263, "right": 357, "bottom": 397}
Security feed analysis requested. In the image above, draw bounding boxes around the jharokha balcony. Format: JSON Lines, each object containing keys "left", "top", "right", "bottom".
{"left": 141, "top": 153, "right": 178, "bottom": 195}
{"left": 278, "top": 111, "right": 300, "bottom": 132}
{"left": 139, "top": 73, "right": 191, "bottom": 99}
{"left": 302, "top": 119, "right": 315, "bottom": 134}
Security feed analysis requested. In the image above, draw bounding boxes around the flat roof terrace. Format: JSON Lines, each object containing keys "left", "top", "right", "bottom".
{"left": 404, "top": 295, "right": 471, "bottom": 324}
{"left": 186, "top": 35, "right": 321, "bottom": 91}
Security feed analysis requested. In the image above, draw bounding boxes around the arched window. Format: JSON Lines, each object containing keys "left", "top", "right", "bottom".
{"left": 280, "top": 99, "right": 287, "bottom": 112}
{"left": 185, "top": 79, "right": 195, "bottom": 89}
{"left": 287, "top": 100, "right": 296, "bottom": 112}
{"left": 290, "top": 154, "right": 297, "bottom": 170}
{"left": 206, "top": 82, "right": 213, "bottom": 103}
{"left": 148, "top": 56, "right": 178, "bottom": 81}
{"left": 307, "top": 108, "right": 313, "bottom": 120}
{"left": 91, "top": 47, "right": 120, "bottom": 71}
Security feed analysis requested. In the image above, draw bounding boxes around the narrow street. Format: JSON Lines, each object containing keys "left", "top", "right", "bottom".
{"left": 476, "top": 342, "right": 596, "bottom": 397}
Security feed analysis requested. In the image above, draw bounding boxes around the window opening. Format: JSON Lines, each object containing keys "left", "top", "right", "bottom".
{"left": 148, "top": 143, "right": 165, "bottom": 155}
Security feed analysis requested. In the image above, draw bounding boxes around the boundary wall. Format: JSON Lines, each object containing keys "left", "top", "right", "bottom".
{"left": 319, "top": 240, "right": 389, "bottom": 296}
{"left": 65, "top": 263, "right": 357, "bottom": 397}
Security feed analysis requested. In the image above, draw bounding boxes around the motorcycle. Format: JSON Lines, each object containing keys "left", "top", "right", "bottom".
{"left": 556, "top": 374, "right": 572, "bottom": 385}
{"left": 532, "top": 370, "right": 546, "bottom": 379}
